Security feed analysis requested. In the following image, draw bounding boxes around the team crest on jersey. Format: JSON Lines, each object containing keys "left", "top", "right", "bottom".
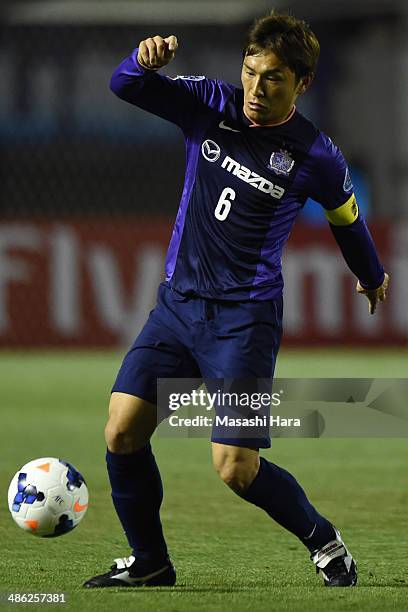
{"left": 343, "top": 168, "right": 353, "bottom": 192}
{"left": 170, "top": 75, "right": 205, "bottom": 81}
{"left": 268, "top": 149, "right": 295, "bottom": 176}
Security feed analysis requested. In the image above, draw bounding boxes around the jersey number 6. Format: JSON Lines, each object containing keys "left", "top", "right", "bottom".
{"left": 214, "top": 187, "right": 236, "bottom": 221}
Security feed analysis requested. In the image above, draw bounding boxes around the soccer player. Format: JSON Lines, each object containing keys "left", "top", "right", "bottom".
{"left": 84, "top": 12, "right": 389, "bottom": 588}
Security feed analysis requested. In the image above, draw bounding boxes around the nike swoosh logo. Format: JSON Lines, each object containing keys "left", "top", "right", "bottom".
{"left": 219, "top": 120, "right": 240, "bottom": 133}
{"left": 111, "top": 565, "right": 169, "bottom": 585}
{"left": 74, "top": 500, "right": 88, "bottom": 512}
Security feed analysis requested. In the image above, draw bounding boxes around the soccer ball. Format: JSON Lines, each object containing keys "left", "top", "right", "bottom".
{"left": 8, "top": 457, "right": 89, "bottom": 538}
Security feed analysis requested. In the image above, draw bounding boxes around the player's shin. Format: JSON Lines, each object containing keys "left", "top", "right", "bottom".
{"left": 241, "top": 457, "right": 335, "bottom": 552}
{"left": 106, "top": 443, "right": 169, "bottom": 564}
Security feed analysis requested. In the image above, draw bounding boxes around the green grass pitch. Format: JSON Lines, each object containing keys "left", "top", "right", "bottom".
{"left": 1, "top": 349, "right": 407, "bottom": 611}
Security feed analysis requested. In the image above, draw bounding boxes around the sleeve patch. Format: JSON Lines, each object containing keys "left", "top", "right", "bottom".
{"left": 343, "top": 168, "right": 353, "bottom": 192}
{"left": 325, "top": 194, "right": 359, "bottom": 226}
{"left": 170, "top": 75, "right": 206, "bottom": 81}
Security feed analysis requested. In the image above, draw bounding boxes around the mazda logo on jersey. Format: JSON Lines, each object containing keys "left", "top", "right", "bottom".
{"left": 201, "top": 140, "right": 221, "bottom": 162}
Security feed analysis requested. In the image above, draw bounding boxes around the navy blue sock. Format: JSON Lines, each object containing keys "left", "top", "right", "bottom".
{"left": 106, "top": 444, "right": 168, "bottom": 564}
{"left": 242, "top": 457, "right": 336, "bottom": 552}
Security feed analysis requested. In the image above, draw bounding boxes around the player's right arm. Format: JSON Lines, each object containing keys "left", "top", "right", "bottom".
{"left": 110, "top": 35, "right": 232, "bottom": 129}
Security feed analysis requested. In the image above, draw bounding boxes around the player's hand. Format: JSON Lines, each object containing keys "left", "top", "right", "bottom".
{"left": 356, "top": 272, "right": 389, "bottom": 315}
{"left": 137, "top": 35, "right": 178, "bottom": 70}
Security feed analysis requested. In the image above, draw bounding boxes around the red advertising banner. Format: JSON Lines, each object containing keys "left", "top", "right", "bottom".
{"left": 0, "top": 220, "right": 406, "bottom": 347}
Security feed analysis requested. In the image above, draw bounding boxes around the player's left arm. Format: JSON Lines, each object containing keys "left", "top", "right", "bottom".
{"left": 325, "top": 195, "right": 389, "bottom": 314}
{"left": 310, "top": 134, "right": 389, "bottom": 314}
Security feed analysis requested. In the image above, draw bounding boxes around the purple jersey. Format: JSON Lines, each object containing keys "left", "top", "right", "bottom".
{"left": 110, "top": 49, "right": 384, "bottom": 300}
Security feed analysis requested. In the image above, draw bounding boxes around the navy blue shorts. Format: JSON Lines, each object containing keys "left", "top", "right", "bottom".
{"left": 112, "top": 282, "right": 283, "bottom": 449}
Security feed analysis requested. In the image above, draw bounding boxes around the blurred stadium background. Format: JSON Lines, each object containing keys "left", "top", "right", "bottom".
{"left": 0, "top": 0, "right": 407, "bottom": 349}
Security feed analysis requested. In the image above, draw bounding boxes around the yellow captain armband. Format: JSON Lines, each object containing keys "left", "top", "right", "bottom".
{"left": 324, "top": 194, "right": 359, "bottom": 226}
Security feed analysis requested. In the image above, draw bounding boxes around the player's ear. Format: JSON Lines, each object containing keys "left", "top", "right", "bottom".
{"left": 296, "top": 74, "right": 313, "bottom": 95}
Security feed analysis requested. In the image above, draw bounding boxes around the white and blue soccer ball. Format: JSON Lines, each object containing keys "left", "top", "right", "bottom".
{"left": 7, "top": 457, "right": 89, "bottom": 537}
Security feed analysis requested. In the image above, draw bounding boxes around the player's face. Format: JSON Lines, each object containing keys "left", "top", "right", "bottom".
{"left": 241, "top": 51, "right": 307, "bottom": 125}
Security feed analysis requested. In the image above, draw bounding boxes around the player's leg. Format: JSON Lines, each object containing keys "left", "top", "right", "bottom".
{"left": 84, "top": 284, "right": 200, "bottom": 588}
{"left": 212, "top": 441, "right": 334, "bottom": 543}
{"left": 201, "top": 296, "right": 356, "bottom": 586}
{"left": 84, "top": 391, "right": 176, "bottom": 588}
{"left": 104, "top": 392, "right": 168, "bottom": 565}
{"left": 207, "top": 297, "right": 335, "bottom": 546}
{"left": 212, "top": 440, "right": 356, "bottom": 586}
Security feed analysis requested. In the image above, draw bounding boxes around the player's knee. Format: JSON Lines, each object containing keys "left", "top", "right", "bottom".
{"left": 104, "top": 393, "right": 156, "bottom": 454}
{"left": 104, "top": 418, "right": 140, "bottom": 454}
{"left": 216, "top": 458, "right": 259, "bottom": 495}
